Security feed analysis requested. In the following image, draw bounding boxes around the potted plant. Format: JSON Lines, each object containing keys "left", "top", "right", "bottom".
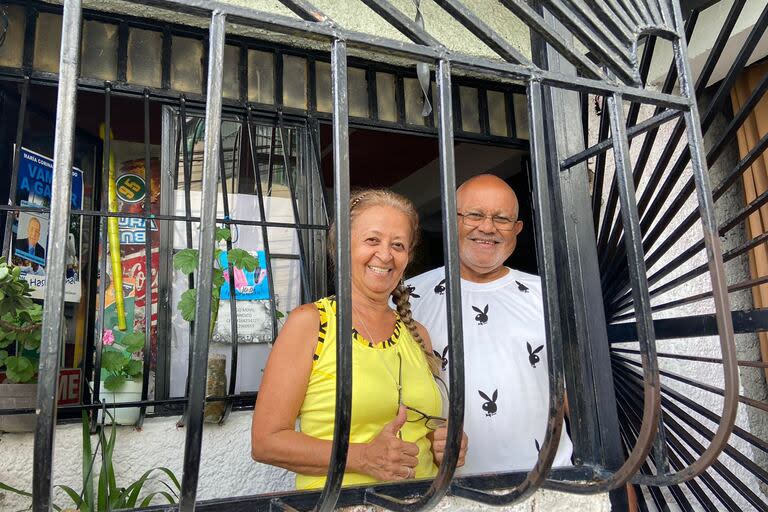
{"left": 98, "top": 329, "right": 145, "bottom": 425}
{"left": 0, "top": 410, "right": 180, "bottom": 510}
{"left": 0, "top": 261, "right": 43, "bottom": 432}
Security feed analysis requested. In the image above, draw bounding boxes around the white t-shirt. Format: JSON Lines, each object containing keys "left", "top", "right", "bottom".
{"left": 407, "top": 266, "right": 573, "bottom": 475}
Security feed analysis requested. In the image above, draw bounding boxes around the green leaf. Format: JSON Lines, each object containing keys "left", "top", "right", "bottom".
{"left": 212, "top": 268, "right": 225, "bottom": 289}
{"left": 104, "top": 374, "right": 127, "bottom": 391}
{"left": 178, "top": 289, "right": 197, "bottom": 322}
{"left": 81, "top": 410, "right": 94, "bottom": 511}
{"left": 0, "top": 349, "right": 7, "bottom": 365}
{"left": 227, "top": 248, "right": 258, "bottom": 272}
{"left": 275, "top": 310, "right": 285, "bottom": 319}
{"left": 120, "top": 332, "right": 145, "bottom": 353}
{"left": 173, "top": 249, "right": 199, "bottom": 275}
{"left": 124, "top": 359, "right": 143, "bottom": 378}
{"left": 101, "top": 350, "right": 126, "bottom": 373}
{"left": 5, "top": 356, "right": 35, "bottom": 383}
{"left": 140, "top": 490, "right": 177, "bottom": 507}
{"left": 215, "top": 227, "right": 231, "bottom": 242}
{"left": 54, "top": 484, "right": 83, "bottom": 508}
{"left": 0, "top": 481, "right": 32, "bottom": 497}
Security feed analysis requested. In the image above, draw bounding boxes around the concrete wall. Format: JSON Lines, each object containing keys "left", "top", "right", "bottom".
{"left": 0, "top": 411, "right": 609, "bottom": 511}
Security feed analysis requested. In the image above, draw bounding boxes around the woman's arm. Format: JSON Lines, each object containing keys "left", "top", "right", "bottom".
{"left": 251, "top": 304, "right": 420, "bottom": 479}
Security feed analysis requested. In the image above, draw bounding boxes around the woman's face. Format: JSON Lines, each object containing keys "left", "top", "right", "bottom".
{"left": 350, "top": 205, "right": 413, "bottom": 300}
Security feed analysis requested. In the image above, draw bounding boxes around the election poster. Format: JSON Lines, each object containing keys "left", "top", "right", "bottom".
{"left": 11, "top": 147, "right": 83, "bottom": 302}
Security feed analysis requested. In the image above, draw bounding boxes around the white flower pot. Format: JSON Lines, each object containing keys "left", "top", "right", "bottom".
{"left": 96, "top": 379, "right": 143, "bottom": 425}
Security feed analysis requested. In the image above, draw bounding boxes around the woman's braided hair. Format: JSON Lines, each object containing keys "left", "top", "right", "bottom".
{"left": 329, "top": 188, "right": 441, "bottom": 376}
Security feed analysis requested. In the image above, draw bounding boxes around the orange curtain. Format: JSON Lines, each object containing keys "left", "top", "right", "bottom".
{"left": 730, "top": 61, "right": 768, "bottom": 382}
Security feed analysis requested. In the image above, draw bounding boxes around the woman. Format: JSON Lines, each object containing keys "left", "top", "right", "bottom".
{"left": 251, "top": 189, "right": 461, "bottom": 489}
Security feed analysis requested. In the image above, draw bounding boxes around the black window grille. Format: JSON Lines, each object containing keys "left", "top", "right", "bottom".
{"left": 0, "top": 0, "right": 766, "bottom": 511}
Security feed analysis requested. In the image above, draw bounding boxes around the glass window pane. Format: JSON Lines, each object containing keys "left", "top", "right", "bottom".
{"left": 33, "top": 13, "right": 62, "bottom": 73}
{"left": 282, "top": 54, "right": 307, "bottom": 109}
{"left": 487, "top": 90, "right": 509, "bottom": 137}
{"left": 376, "top": 72, "right": 397, "bottom": 122}
{"left": 315, "top": 60, "right": 331, "bottom": 113}
{"left": 248, "top": 49, "right": 274, "bottom": 104}
{"left": 460, "top": 86, "right": 481, "bottom": 133}
{"left": 171, "top": 36, "right": 203, "bottom": 94}
{"left": 0, "top": 5, "right": 25, "bottom": 68}
{"left": 222, "top": 44, "right": 240, "bottom": 100}
{"left": 81, "top": 20, "right": 118, "bottom": 81}
{"left": 404, "top": 77, "right": 427, "bottom": 126}
{"left": 349, "top": 67, "right": 369, "bottom": 118}
{"left": 513, "top": 93, "right": 529, "bottom": 140}
{"left": 127, "top": 28, "right": 162, "bottom": 88}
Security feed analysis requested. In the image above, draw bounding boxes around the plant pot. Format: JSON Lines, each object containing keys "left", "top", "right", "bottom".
{"left": 97, "top": 379, "right": 142, "bottom": 425}
{"left": 0, "top": 383, "right": 37, "bottom": 433}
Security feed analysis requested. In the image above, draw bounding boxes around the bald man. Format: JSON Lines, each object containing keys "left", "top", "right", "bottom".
{"left": 15, "top": 217, "right": 46, "bottom": 262}
{"left": 407, "top": 174, "right": 573, "bottom": 475}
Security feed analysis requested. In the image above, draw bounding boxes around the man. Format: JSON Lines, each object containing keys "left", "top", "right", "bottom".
{"left": 408, "top": 174, "right": 572, "bottom": 474}
{"left": 15, "top": 216, "right": 46, "bottom": 262}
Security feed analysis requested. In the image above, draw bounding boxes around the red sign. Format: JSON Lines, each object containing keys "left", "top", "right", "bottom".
{"left": 58, "top": 368, "right": 81, "bottom": 405}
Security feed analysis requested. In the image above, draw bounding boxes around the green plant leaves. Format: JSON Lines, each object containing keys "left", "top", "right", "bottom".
{"left": 178, "top": 289, "right": 197, "bottom": 322}
{"left": 124, "top": 359, "right": 143, "bottom": 378}
{"left": 173, "top": 249, "right": 199, "bottom": 275}
{"left": 227, "top": 248, "right": 259, "bottom": 272}
{"left": 216, "top": 227, "right": 231, "bottom": 242}
{"left": 101, "top": 350, "right": 126, "bottom": 373}
{"left": 120, "top": 331, "right": 145, "bottom": 353}
{"left": 104, "top": 374, "right": 127, "bottom": 391}
{"left": 5, "top": 355, "right": 35, "bottom": 383}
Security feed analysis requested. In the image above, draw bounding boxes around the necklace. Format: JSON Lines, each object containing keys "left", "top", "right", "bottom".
{"left": 353, "top": 304, "right": 401, "bottom": 404}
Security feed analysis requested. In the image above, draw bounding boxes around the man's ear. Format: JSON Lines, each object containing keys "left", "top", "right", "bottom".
{"left": 514, "top": 220, "right": 524, "bottom": 236}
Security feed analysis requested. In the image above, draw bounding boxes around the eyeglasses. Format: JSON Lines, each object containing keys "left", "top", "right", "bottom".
{"left": 458, "top": 211, "right": 519, "bottom": 231}
{"left": 394, "top": 352, "right": 447, "bottom": 431}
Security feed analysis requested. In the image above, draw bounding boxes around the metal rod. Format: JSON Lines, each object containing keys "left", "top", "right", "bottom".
{"left": 314, "top": 38, "right": 351, "bottom": 512}
{"left": 613, "top": 348, "right": 768, "bottom": 369}
{"left": 245, "top": 108, "right": 280, "bottom": 344}
{"left": 32, "top": 1, "right": 82, "bottom": 510}
{"left": 277, "top": 0, "right": 331, "bottom": 23}
{"left": 450, "top": 78, "right": 566, "bottom": 506}
{"left": 365, "top": 59, "right": 465, "bottom": 512}
{"left": 586, "top": 1, "right": 634, "bottom": 44}
{"left": 179, "top": 10, "right": 226, "bottom": 511}
{"left": 562, "top": 109, "right": 681, "bottom": 170}
{"left": 2, "top": 75, "right": 28, "bottom": 258}
{"left": 605, "top": 0, "right": 638, "bottom": 30}
{"left": 138, "top": 89, "right": 154, "bottom": 428}
{"left": 432, "top": 0, "right": 531, "bottom": 65}
{"left": 590, "top": 100, "right": 610, "bottom": 235}
{"left": 359, "top": 0, "right": 442, "bottom": 47}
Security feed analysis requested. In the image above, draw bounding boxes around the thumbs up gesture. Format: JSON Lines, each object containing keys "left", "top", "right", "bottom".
{"left": 355, "top": 406, "right": 420, "bottom": 481}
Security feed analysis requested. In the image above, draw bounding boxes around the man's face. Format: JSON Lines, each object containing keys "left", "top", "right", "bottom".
{"left": 457, "top": 181, "right": 523, "bottom": 283}
{"left": 27, "top": 219, "right": 41, "bottom": 246}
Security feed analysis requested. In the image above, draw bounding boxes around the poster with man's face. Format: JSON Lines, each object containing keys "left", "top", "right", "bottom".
{"left": 10, "top": 147, "right": 83, "bottom": 302}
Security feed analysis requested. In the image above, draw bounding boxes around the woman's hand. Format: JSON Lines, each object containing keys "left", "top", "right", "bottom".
{"left": 428, "top": 426, "right": 468, "bottom": 467}
{"left": 353, "top": 406, "right": 420, "bottom": 481}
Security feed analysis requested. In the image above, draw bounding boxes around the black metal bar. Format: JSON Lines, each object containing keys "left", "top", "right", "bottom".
{"left": 277, "top": 118, "right": 312, "bottom": 303}
{"left": 117, "top": 22, "right": 128, "bottom": 82}
{"left": 544, "top": 0, "right": 637, "bottom": 84}
{"left": 218, "top": 135, "right": 239, "bottom": 426}
{"left": 1, "top": 75, "right": 28, "bottom": 258}
{"left": 313, "top": 38, "right": 351, "bottom": 512}
{"left": 432, "top": 0, "right": 530, "bottom": 65}
{"left": 614, "top": 348, "right": 768, "bottom": 369}
{"left": 590, "top": 98, "right": 610, "bottom": 235}
{"left": 562, "top": 109, "right": 681, "bottom": 170}
{"left": 608, "top": 309, "right": 768, "bottom": 342}
{"left": 245, "top": 108, "right": 279, "bottom": 345}
{"left": 365, "top": 59, "right": 464, "bottom": 512}
{"left": 450, "top": 78, "right": 566, "bottom": 506}
{"left": 32, "top": 1, "right": 82, "bottom": 510}
{"left": 0, "top": 204, "right": 330, "bottom": 230}
{"left": 276, "top": 0, "right": 331, "bottom": 23}
{"left": 137, "top": 89, "right": 154, "bottom": 428}
{"left": 586, "top": 2, "right": 634, "bottom": 45}
{"left": 604, "top": 0, "right": 637, "bottom": 33}
{"left": 359, "top": 0, "right": 442, "bottom": 47}
{"left": 497, "top": 0, "right": 604, "bottom": 80}
{"left": 179, "top": 10, "right": 226, "bottom": 512}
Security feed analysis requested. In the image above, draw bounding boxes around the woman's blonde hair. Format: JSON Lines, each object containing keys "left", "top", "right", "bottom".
{"left": 329, "top": 188, "right": 441, "bottom": 376}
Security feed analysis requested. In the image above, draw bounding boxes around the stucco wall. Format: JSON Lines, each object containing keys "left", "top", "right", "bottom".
{"left": 0, "top": 411, "right": 609, "bottom": 511}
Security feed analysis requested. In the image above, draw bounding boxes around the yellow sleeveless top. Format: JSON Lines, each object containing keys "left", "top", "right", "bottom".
{"left": 296, "top": 297, "right": 442, "bottom": 489}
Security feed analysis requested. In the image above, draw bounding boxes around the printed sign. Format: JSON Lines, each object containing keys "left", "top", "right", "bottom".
{"left": 11, "top": 147, "right": 83, "bottom": 302}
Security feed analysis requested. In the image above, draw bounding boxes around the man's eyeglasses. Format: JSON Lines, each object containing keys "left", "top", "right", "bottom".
{"left": 394, "top": 352, "right": 447, "bottom": 431}
{"left": 458, "top": 211, "right": 519, "bottom": 231}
